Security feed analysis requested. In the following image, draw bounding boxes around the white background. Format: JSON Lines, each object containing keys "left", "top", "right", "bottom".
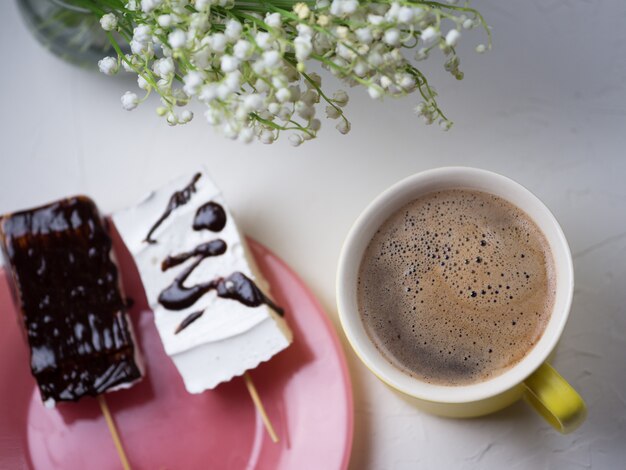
{"left": 1, "top": 1, "right": 625, "bottom": 468}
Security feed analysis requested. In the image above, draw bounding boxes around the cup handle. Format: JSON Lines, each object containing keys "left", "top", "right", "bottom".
{"left": 523, "top": 362, "right": 586, "bottom": 433}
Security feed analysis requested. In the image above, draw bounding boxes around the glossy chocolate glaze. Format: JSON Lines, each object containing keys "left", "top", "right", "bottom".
{"left": 193, "top": 202, "right": 227, "bottom": 232}
{"left": 0, "top": 197, "right": 142, "bottom": 403}
{"left": 144, "top": 172, "right": 202, "bottom": 244}
{"left": 174, "top": 310, "right": 205, "bottom": 334}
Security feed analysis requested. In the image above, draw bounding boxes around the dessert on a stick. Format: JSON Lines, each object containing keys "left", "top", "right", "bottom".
{"left": 113, "top": 169, "right": 292, "bottom": 441}
{"left": 0, "top": 196, "right": 143, "bottom": 469}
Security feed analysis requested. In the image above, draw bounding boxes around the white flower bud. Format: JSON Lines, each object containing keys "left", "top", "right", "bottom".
{"left": 398, "top": 6, "right": 414, "bottom": 23}
{"left": 168, "top": 30, "right": 187, "bottom": 49}
{"left": 122, "top": 61, "right": 134, "bottom": 72}
{"left": 255, "top": 32, "right": 272, "bottom": 50}
{"left": 100, "top": 13, "right": 117, "bottom": 32}
{"left": 133, "top": 24, "right": 151, "bottom": 44}
{"left": 476, "top": 44, "right": 487, "bottom": 53}
{"left": 333, "top": 90, "right": 349, "bottom": 107}
{"left": 225, "top": 19, "right": 242, "bottom": 41}
{"left": 276, "top": 88, "right": 292, "bottom": 103}
{"left": 295, "top": 102, "right": 314, "bottom": 120}
{"left": 445, "top": 29, "right": 461, "bottom": 47}
{"left": 141, "top": 0, "right": 163, "bottom": 13}
{"left": 342, "top": 0, "right": 358, "bottom": 14}
{"left": 137, "top": 75, "right": 150, "bottom": 90}
{"left": 166, "top": 112, "right": 178, "bottom": 126}
{"left": 380, "top": 76, "right": 392, "bottom": 89}
{"left": 153, "top": 57, "right": 174, "bottom": 78}
{"left": 367, "top": 14, "right": 384, "bottom": 26}
{"left": 368, "top": 52, "right": 383, "bottom": 67}
{"left": 310, "top": 118, "right": 321, "bottom": 131}
{"left": 180, "top": 110, "right": 193, "bottom": 123}
{"left": 98, "top": 56, "right": 119, "bottom": 75}
{"left": 233, "top": 40, "right": 252, "bottom": 59}
{"left": 336, "top": 119, "right": 351, "bottom": 134}
{"left": 335, "top": 26, "right": 349, "bottom": 40}
{"left": 295, "top": 36, "right": 313, "bottom": 62}
{"left": 352, "top": 60, "right": 368, "bottom": 77}
{"left": 368, "top": 85, "right": 383, "bottom": 100}
{"left": 317, "top": 15, "right": 330, "bottom": 27}
{"left": 296, "top": 24, "right": 313, "bottom": 38}
{"left": 398, "top": 74, "right": 416, "bottom": 90}
{"left": 355, "top": 27, "right": 373, "bottom": 44}
{"left": 300, "top": 89, "right": 319, "bottom": 105}
{"left": 325, "top": 105, "right": 341, "bottom": 119}
{"left": 220, "top": 55, "right": 240, "bottom": 73}
{"left": 259, "top": 129, "right": 275, "bottom": 144}
{"left": 210, "top": 33, "right": 227, "bottom": 53}
{"left": 262, "top": 50, "right": 281, "bottom": 68}
{"left": 130, "top": 39, "right": 145, "bottom": 55}
{"left": 121, "top": 91, "right": 139, "bottom": 111}
{"left": 463, "top": 18, "right": 474, "bottom": 29}
{"left": 384, "top": 28, "right": 400, "bottom": 46}
{"left": 294, "top": 3, "right": 310, "bottom": 19}
{"left": 385, "top": 2, "right": 401, "bottom": 21}
{"left": 265, "top": 12, "right": 282, "bottom": 28}
{"left": 421, "top": 26, "right": 438, "bottom": 43}
{"left": 268, "top": 102, "right": 281, "bottom": 115}
{"left": 255, "top": 79, "right": 270, "bottom": 93}
{"left": 289, "top": 134, "right": 304, "bottom": 147}
{"left": 157, "top": 15, "right": 172, "bottom": 27}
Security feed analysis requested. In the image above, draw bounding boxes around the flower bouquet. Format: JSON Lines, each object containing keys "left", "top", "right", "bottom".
{"left": 78, "top": 0, "right": 489, "bottom": 144}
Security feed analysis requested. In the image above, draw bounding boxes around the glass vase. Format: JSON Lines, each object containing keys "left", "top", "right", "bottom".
{"left": 17, "top": 0, "right": 122, "bottom": 68}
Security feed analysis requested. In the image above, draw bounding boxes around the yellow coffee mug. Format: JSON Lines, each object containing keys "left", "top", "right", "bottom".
{"left": 336, "top": 167, "right": 586, "bottom": 433}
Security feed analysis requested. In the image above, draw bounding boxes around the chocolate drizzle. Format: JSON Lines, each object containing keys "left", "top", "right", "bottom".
{"left": 144, "top": 172, "right": 202, "bottom": 244}
{"left": 155, "top": 194, "right": 284, "bottom": 326}
{"left": 217, "top": 272, "right": 284, "bottom": 315}
{"left": 175, "top": 310, "right": 205, "bottom": 334}
{"left": 161, "top": 239, "right": 227, "bottom": 271}
{"left": 193, "top": 202, "right": 227, "bottom": 232}
{"left": 159, "top": 268, "right": 284, "bottom": 315}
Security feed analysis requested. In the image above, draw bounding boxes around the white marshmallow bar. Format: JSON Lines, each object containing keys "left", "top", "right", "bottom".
{"left": 113, "top": 169, "right": 292, "bottom": 392}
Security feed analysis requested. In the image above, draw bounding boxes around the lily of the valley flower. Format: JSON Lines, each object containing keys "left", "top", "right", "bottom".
{"left": 98, "top": 0, "right": 489, "bottom": 144}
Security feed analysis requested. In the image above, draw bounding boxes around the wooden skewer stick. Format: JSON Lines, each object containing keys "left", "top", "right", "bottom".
{"left": 97, "top": 395, "right": 132, "bottom": 470}
{"left": 243, "top": 372, "right": 279, "bottom": 443}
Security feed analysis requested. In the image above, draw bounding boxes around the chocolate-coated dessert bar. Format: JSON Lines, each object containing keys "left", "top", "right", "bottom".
{"left": 0, "top": 196, "right": 142, "bottom": 406}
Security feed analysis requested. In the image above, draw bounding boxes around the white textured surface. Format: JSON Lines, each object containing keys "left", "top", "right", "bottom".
{"left": 1, "top": 1, "right": 625, "bottom": 468}
{"left": 113, "top": 169, "right": 292, "bottom": 391}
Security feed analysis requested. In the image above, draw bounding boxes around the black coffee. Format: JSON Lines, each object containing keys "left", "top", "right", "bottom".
{"left": 357, "top": 189, "right": 556, "bottom": 385}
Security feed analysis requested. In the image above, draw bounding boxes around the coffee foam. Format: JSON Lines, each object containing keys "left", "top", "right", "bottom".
{"left": 357, "top": 189, "right": 556, "bottom": 385}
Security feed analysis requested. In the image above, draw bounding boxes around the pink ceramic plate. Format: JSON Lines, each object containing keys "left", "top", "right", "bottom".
{"left": 0, "top": 230, "right": 353, "bottom": 470}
